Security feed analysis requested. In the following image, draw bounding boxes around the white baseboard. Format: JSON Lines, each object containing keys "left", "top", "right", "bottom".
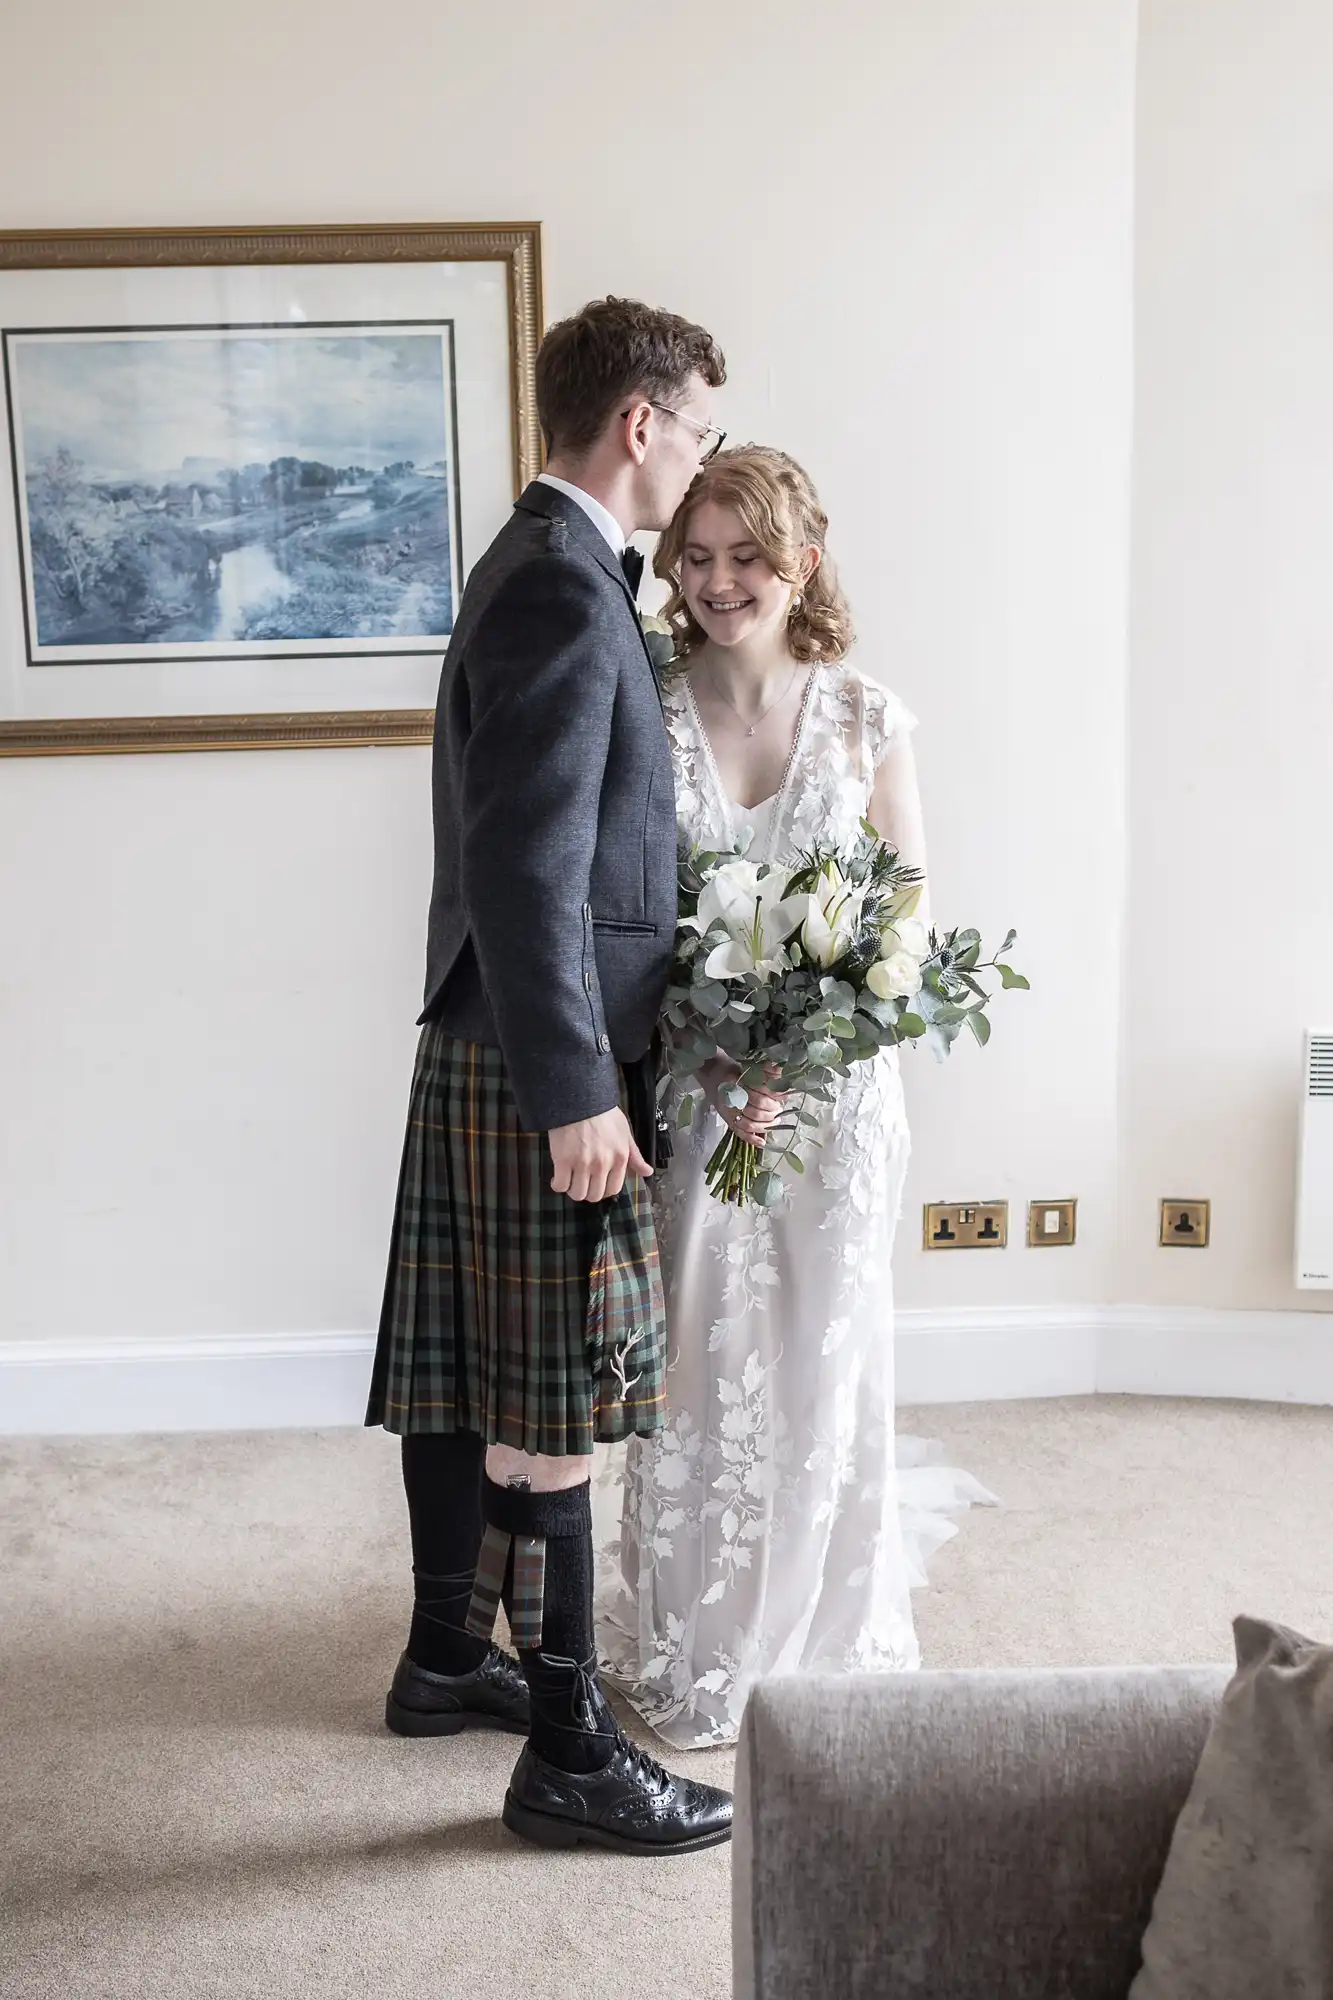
{"left": 3, "top": 1306, "right": 1332, "bottom": 1437}
{"left": 895, "top": 1307, "right": 1099, "bottom": 1404}
{"left": 0, "top": 1332, "right": 376, "bottom": 1437}
{"left": 1097, "top": 1305, "right": 1333, "bottom": 1404}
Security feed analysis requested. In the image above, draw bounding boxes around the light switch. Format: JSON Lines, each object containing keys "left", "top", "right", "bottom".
{"left": 1027, "top": 1199, "right": 1076, "bottom": 1248}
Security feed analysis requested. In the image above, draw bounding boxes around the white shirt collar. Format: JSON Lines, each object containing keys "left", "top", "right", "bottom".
{"left": 535, "top": 472, "right": 626, "bottom": 555}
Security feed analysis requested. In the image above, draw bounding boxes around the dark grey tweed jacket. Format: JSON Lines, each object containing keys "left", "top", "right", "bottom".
{"left": 421, "top": 481, "right": 677, "bottom": 1134}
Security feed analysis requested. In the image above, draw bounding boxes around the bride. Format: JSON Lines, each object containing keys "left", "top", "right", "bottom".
{"left": 597, "top": 445, "right": 994, "bottom": 1748}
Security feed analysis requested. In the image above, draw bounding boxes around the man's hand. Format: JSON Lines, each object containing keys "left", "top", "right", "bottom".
{"left": 548, "top": 1107, "right": 652, "bottom": 1203}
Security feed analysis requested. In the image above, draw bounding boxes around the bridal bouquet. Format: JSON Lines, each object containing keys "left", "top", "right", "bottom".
{"left": 663, "top": 823, "right": 1027, "bottom": 1207}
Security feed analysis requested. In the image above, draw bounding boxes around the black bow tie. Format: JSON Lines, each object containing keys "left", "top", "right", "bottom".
{"left": 620, "top": 546, "right": 645, "bottom": 596}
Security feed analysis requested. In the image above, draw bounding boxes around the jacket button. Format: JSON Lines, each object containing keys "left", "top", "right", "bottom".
{"left": 598, "top": 1033, "right": 611, "bottom": 1054}
{"left": 583, "top": 902, "right": 593, "bottom": 922}
{"left": 583, "top": 971, "right": 593, "bottom": 993}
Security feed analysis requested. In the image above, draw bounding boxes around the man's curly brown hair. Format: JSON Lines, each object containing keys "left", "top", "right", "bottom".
{"left": 535, "top": 297, "right": 726, "bottom": 460}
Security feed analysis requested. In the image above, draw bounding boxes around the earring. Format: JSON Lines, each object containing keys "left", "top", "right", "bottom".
{"left": 789, "top": 592, "right": 804, "bottom": 618}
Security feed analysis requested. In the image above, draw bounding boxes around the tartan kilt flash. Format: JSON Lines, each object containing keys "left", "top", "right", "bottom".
{"left": 365, "top": 1025, "right": 667, "bottom": 1455}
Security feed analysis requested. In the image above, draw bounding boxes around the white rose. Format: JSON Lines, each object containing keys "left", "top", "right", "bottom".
{"left": 881, "top": 916, "right": 930, "bottom": 962}
{"left": 866, "top": 950, "right": 923, "bottom": 1000}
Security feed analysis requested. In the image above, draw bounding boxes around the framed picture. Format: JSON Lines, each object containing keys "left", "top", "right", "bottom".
{"left": 0, "top": 223, "right": 543, "bottom": 755}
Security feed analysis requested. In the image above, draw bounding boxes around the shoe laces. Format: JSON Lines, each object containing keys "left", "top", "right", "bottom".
{"left": 615, "top": 1732, "right": 671, "bottom": 1793}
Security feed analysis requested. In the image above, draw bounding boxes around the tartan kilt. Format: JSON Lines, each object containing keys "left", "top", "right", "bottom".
{"left": 365, "top": 1026, "right": 667, "bottom": 1454}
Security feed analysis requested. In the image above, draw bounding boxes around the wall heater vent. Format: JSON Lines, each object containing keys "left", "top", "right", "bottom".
{"left": 1296, "top": 1031, "right": 1333, "bottom": 1287}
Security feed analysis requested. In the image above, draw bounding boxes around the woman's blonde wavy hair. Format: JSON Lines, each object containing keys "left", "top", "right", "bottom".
{"left": 654, "top": 445, "right": 853, "bottom": 666}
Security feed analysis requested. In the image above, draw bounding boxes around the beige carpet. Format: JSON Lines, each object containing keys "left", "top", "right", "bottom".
{"left": 5, "top": 1395, "right": 1333, "bottom": 1999}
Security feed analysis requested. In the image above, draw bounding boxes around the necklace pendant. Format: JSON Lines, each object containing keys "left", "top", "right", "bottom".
{"left": 746, "top": 725, "right": 756, "bottom": 737}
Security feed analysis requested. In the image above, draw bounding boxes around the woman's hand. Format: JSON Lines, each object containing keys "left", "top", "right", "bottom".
{"left": 701, "top": 1057, "right": 787, "bottom": 1150}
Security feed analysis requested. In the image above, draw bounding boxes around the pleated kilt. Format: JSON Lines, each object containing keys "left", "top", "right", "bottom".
{"left": 365, "top": 1026, "right": 667, "bottom": 1455}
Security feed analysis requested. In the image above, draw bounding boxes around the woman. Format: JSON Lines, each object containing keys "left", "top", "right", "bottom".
{"left": 597, "top": 447, "right": 993, "bottom": 1748}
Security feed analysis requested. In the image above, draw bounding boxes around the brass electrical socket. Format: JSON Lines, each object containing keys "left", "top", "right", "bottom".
{"left": 923, "top": 1201, "right": 1009, "bottom": 1249}
{"left": 1028, "top": 1199, "right": 1077, "bottom": 1247}
{"left": 1160, "top": 1199, "right": 1210, "bottom": 1248}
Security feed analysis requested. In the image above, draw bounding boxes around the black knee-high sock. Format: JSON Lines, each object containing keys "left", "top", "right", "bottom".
{"left": 479, "top": 1475, "right": 617, "bottom": 1774}
{"left": 400, "top": 1432, "right": 491, "bottom": 1675}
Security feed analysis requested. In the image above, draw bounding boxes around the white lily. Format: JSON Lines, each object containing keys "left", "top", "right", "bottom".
{"left": 695, "top": 859, "right": 804, "bottom": 981}
{"left": 880, "top": 880, "right": 924, "bottom": 922}
{"left": 695, "top": 859, "right": 765, "bottom": 934}
{"left": 798, "top": 860, "right": 870, "bottom": 970}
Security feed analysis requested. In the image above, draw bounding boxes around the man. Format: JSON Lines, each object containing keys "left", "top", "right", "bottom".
{"left": 366, "top": 297, "right": 732, "bottom": 1853}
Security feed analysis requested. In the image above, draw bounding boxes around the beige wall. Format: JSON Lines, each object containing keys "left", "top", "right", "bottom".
{"left": 0, "top": 0, "right": 1136, "bottom": 1345}
{"left": 1124, "top": 0, "right": 1333, "bottom": 1310}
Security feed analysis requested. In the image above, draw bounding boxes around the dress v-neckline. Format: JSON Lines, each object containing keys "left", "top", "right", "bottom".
{"left": 682, "top": 671, "right": 817, "bottom": 860}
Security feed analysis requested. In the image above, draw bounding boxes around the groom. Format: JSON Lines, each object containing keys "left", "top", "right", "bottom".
{"left": 366, "top": 297, "right": 731, "bottom": 1852}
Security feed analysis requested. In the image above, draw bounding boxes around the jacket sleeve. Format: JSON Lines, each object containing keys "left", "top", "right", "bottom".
{"left": 458, "top": 552, "right": 622, "bottom": 1131}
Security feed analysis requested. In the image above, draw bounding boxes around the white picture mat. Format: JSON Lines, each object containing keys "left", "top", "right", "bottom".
{"left": 0, "top": 259, "right": 514, "bottom": 719}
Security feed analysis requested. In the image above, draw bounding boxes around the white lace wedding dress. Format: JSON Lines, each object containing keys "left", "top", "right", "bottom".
{"left": 596, "top": 658, "right": 996, "bottom": 1749}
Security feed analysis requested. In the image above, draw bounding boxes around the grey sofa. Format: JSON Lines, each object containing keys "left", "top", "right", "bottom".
{"left": 733, "top": 1665, "right": 1230, "bottom": 2000}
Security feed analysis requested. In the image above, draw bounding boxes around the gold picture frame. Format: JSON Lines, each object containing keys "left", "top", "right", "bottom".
{"left": 0, "top": 222, "right": 543, "bottom": 756}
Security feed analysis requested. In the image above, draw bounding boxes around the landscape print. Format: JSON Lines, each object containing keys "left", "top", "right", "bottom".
{"left": 4, "top": 323, "right": 459, "bottom": 663}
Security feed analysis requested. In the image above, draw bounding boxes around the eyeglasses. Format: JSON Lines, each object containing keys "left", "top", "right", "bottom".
{"left": 621, "top": 401, "right": 727, "bottom": 464}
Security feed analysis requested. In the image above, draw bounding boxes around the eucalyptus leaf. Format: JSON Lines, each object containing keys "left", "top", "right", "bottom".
{"left": 966, "top": 1008, "right": 992, "bottom": 1047}
{"left": 862, "top": 995, "right": 901, "bottom": 1030}
{"left": 997, "top": 964, "right": 1031, "bottom": 990}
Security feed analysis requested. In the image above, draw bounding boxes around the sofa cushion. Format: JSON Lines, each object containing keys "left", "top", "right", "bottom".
{"left": 1131, "top": 1616, "right": 1333, "bottom": 1999}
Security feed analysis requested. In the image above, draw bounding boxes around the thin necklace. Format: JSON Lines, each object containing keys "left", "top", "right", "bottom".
{"left": 706, "top": 658, "right": 802, "bottom": 737}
